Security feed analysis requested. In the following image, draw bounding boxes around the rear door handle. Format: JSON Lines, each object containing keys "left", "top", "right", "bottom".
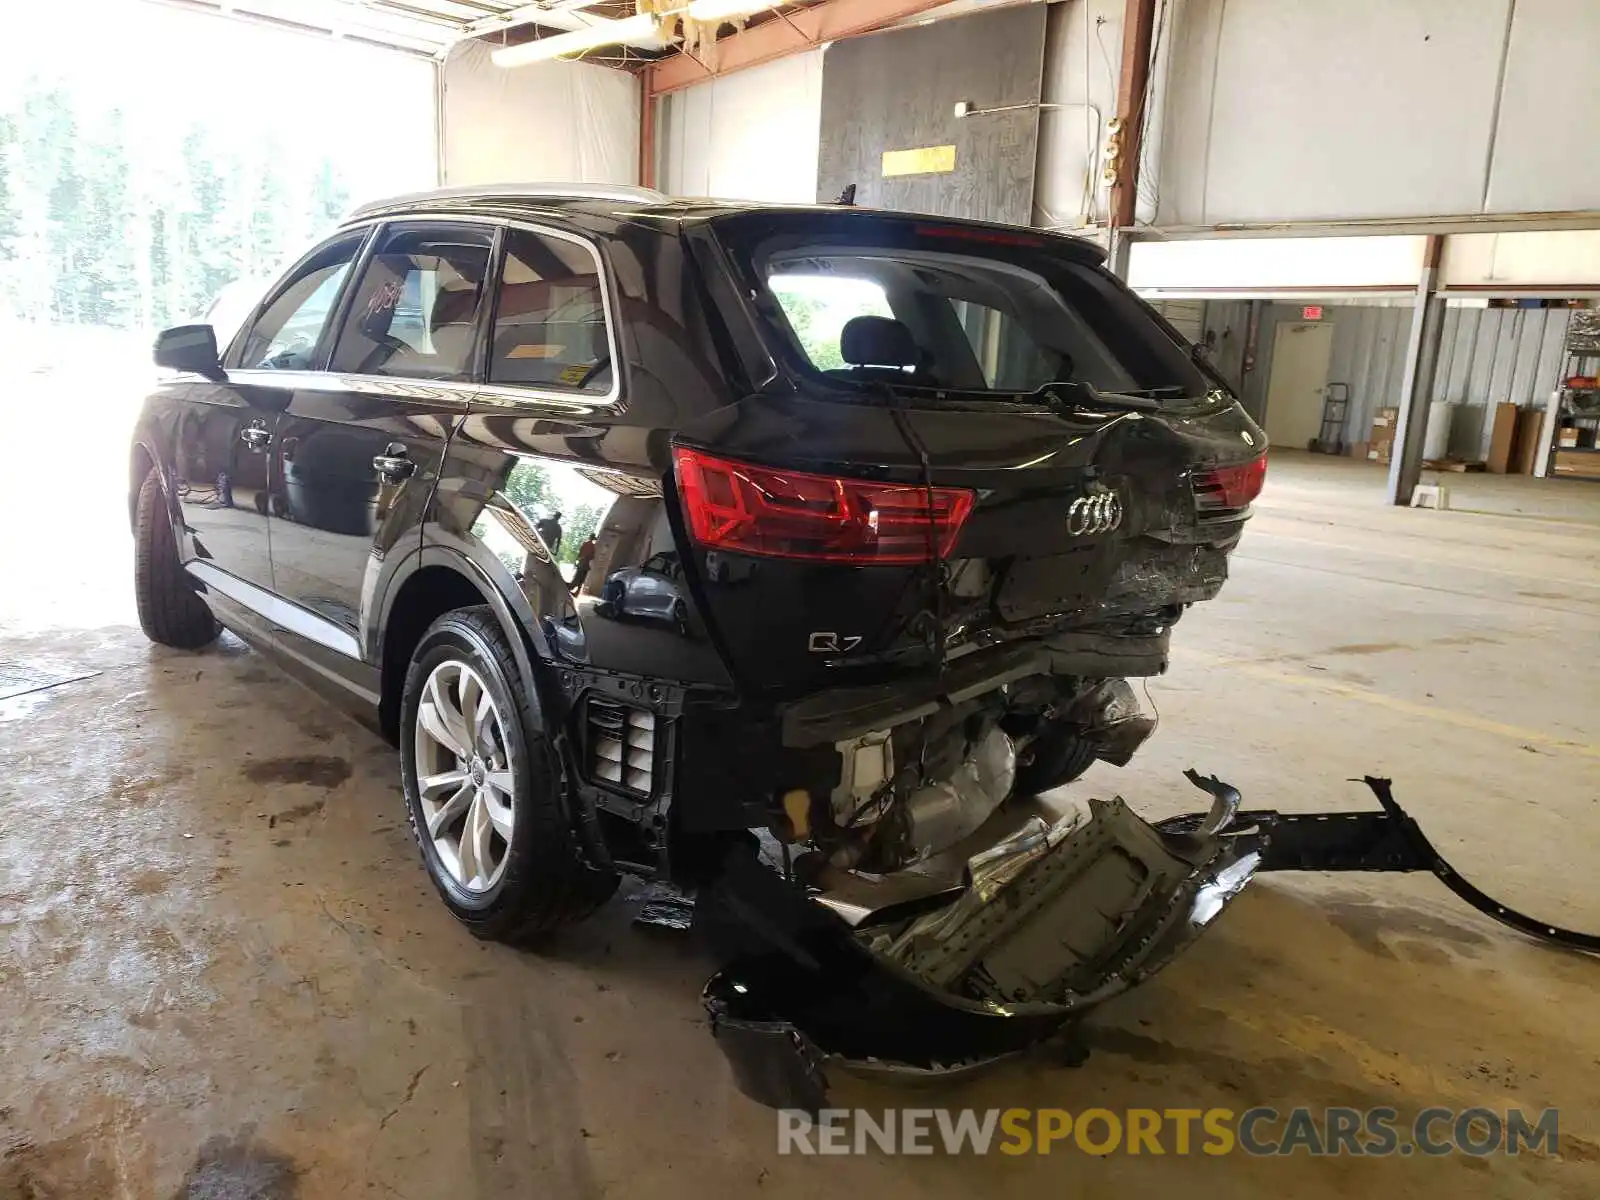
{"left": 240, "top": 424, "right": 271, "bottom": 449}
{"left": 374, "top": 444, "right": 416, "bottom": 482}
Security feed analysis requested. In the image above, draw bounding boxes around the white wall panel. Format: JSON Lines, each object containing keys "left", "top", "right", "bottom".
{"left": 441, "top": 42, "right": 639, "bottom": 186}
{"left": 1035, "top": 0, "right": 1122, "bottom": 230}
{"left": 1148, "top": 0, "right": 1600, "bottom": 226}
{"left": 657, "top": 50, "right": 824, "bottom": 201}
{"left": 1156, "top": 0, "right": 1510, "bottom": 225}
{"left": 1485, "top": 0, "right": 1600, "bottom": 213}
{"left": 1128, "top": 235, "right": 1424, "bottom": 291}
{"left": 1444, "top": 231, "right": 1600, "bottom": 288}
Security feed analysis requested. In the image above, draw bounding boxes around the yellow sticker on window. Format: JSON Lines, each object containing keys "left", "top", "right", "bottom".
{"left": 881, "top": 145, "right": 956, "bottom": 177}
{"left": 506, "top": 343, "right": 566, "bottom": 359}
{"left": 558, "top": 363, "right": 593, "bottom": 386}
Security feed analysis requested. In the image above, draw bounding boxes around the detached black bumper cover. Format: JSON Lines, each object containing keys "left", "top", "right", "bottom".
{"left": 699, "top": 774, "right": 1600, "bottom": 1110}
{"left": 696, "top": 775, "right": 1261, "bottom": 1110}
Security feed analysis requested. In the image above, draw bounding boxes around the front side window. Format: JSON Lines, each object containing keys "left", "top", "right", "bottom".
{"left": 488, "top": 228, "right": 612, "bottom": 394}
{"left": 237, "top": 233, "right": 364, "bottom": 371}
{"left": 329, "top": 224, "right": 494, "bottom": 381}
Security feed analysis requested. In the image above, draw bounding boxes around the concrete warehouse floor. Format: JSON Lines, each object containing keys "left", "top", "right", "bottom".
{"left": 2, "top": 372, "right": 1598, "bottom": 1199}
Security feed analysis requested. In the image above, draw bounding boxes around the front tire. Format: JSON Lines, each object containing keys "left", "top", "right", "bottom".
{"left": 133, "top": 466, "right": 220, "bottom": 650}
{"left": 399, "top": 606, "right": 617, "bottom": 943}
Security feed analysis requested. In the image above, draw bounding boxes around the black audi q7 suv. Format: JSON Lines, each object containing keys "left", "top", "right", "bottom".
{"left": 131, "top": 184, "right": 1269, "bottom": 1102}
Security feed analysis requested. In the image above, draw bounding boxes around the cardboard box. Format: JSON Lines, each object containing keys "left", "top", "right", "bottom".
{"left": 1513, "top": 407, "right": 1547, "bottom": 475}
{"left": 1367, "top": 408, "right": 1399, "bottom": 465}
{"left": 1349, "top": 440, "right": 1370, "bottom": 461}
{"left": 1486, "top": 402, "right": 1520, "bottom": 474}
{"left": 1558, "top": 427, "right": 1581, "bottom": 447}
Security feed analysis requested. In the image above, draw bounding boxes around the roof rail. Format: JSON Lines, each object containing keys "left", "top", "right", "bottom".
{"left": 347, "top": 182, "right": 672, "bottom": 220}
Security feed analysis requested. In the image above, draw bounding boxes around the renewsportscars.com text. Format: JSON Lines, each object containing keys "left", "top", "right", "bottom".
{"left": 777, "top": 1106, "right": 1560, "bottom": 1157}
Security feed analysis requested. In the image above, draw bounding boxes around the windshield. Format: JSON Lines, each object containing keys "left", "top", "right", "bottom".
{"left": 715, "top": 214, "right": 1208, "bottom": 401}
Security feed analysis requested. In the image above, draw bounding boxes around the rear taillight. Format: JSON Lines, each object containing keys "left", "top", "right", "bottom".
{"left": 672, "top": 446, "right": 975, "bottom": 564}
{"left": 1194, "top": 455, "right": 1267, "bottom": 514}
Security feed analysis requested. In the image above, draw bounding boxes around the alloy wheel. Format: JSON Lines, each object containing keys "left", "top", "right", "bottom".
{"left": 413, "top": 659, "right": 515, "bottom": 892}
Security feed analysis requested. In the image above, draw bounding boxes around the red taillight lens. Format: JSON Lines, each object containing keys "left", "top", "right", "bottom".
{"left": 672, "top": 447, "right": 975, "bottom": 564}
{"left": 1194, "top": 455, "right": 1268, "bottom": 513}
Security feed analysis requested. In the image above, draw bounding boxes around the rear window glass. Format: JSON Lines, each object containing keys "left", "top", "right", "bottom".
{"left": 767, "top": 275, "right": 892, "bottom": 372}
{"left": 720, "top": 216, "right": 1206, "bottom": 401}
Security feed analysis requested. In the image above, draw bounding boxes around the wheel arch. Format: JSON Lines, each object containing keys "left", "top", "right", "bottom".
{"left": 378, "top": 547, "right": 548, "bottom": 746}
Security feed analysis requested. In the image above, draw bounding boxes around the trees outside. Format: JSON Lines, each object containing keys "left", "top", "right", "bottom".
{"left": 0, "top": 77, "right": 355, "bottom": 333}
{"left": 767, "top": 275, "right": 893, "bottom": 371}
{"left": 503, "top": 460, "right": 555, "bottom": 519}
{"left": 563, "top": 503, "right": 607, "bottom": 562}
{"left": 503, "top": 462, "right": 610, "bottom": 566}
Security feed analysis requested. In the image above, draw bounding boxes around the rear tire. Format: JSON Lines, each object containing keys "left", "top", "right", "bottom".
{"left": 133, "top": 467, "right": 220, "bottom": 650}
{"left": 399, "top": 606, "right": 617, "bottom": 944}
{"left": 1014, "top": 722, "right": 1098, "bottom": 796}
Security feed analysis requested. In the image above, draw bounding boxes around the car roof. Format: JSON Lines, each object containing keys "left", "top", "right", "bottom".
{"left": 346, "top": 183, "right": 753, "bottom": 223}
{"left": 343, "top": 184, "right": 1104, "bottom": 258}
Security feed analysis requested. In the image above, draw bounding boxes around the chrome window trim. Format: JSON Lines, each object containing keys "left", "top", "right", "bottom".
{"left": 347, "top": 183, "right": 669, "bottom": 221}
{"left": 187, "top": 560, "right": 362, "bottom": 660}
{"left": 221, "top": 369, "right": 606, "bottom": 414}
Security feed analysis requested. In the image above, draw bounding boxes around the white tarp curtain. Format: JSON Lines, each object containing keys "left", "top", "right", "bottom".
{"left": 657, "top": 50, "right": 824, "bottom": 202}
{"left": 440, "top": 40, "right": 640, "bottom": 185}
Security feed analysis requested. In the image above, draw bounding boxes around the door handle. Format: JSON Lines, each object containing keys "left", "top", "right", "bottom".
{"left": 374, "top": 444, "right": 416, "bottom": 482}
{"left": 239, "top": 424, "right": 271, "bottom": 449}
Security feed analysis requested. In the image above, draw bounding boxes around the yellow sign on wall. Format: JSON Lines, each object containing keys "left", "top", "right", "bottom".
{"left": 881, "top": 145, "right": 957, "bottom": 178}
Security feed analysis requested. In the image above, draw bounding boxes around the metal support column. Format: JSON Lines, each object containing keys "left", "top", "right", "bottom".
{"left": 1107, "top": 0, "right": 1157, "bottom": 280}
{"left": 639, "top": 66, "right": 658, "bottom": 190}
{"left": 1385, "top": 235, "right": 1446, "bottom": 506}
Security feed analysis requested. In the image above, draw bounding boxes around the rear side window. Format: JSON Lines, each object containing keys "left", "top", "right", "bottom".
{"left": 329, "top": 224, "right": 493, "bottom": 381}
{"left": 488, "top": 228, "right": 612, "bottom": 394}
{"left": 236, "top": 233, "right": 364, "bottom": 371}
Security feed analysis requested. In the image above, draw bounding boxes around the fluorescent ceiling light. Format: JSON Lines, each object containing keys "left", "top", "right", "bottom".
{"left": 685, "top": 0, "right": 774, "bottom": 21}
{"left": 490, "top": 12, "right": 658, "bottom": 66}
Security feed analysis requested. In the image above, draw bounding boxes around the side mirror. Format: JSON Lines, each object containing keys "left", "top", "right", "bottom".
{"left": 154, "top": 325, "right": 226, "bottom": 382}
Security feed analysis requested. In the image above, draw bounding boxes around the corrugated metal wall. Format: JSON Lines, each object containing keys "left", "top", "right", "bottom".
{"left": 1431, "top": 305, "right": 1571, "bottom": 458}
{"left": 1151, "top": 299, "right": 1205, "bottom": 342}
{"left": 1190, "top": 301, "right": 1571, "bottom": 457}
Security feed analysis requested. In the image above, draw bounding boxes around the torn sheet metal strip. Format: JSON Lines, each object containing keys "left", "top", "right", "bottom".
{"left": 1157, "top": 775, "right": 1600, "bottom": 955}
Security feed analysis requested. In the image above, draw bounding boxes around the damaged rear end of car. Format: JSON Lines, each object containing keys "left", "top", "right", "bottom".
{"left": 632, "top": 208, "right": 1274, "bottom": 1103}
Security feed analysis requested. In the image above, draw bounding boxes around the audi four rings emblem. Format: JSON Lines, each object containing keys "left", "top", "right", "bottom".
{"left": 1067, "top": 492, "right": 1123, "bottom": 536}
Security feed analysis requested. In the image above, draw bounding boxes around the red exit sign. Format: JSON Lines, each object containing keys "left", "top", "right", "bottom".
{"left": 1302, "top": 305, "right": 1324, "bottom": 320}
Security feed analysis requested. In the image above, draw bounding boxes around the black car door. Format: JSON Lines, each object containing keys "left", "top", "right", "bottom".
{"left": 265, "top": 221, "right": 497, "bottom": 695}
{"left": 169, "top": 230, "right": 368, "bottom": 646}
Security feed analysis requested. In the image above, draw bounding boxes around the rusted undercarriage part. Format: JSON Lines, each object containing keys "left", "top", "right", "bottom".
{"left": 697, "top": 786, "right": 1262, "bottom": 1110}
{"left": 698, "top": 774, "right": 1600, "bottom": 1110}
{"left": 1158, "top": 775, "right": 1600, "bottom": 955}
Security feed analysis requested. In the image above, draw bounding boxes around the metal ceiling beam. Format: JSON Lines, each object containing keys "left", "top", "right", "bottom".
{"left": 646, "top": 0, "right": 953, "bottom": 95}
{"left": 1123, "top": 210, "right": 1600, "bottom": 241}
{"left": 145, "top": 0, "right": 448, "bottom": 55}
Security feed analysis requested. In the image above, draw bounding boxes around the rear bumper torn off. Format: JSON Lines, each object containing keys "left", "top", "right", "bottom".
{"left": 698, "top": 773, "right": 1600, "bottom": 1110}
{"left": 696, "top": 782, "right": 1262, "bottom": 1109}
